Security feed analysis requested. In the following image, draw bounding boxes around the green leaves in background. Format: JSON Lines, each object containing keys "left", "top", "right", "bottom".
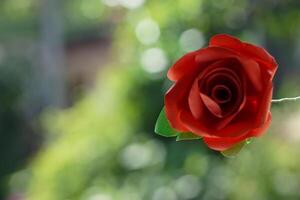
{"left": 155, "top": 107, "right": 201, "bottom": 140}
{"left": 221, "top": 139, "right": 252, "bottom": 158}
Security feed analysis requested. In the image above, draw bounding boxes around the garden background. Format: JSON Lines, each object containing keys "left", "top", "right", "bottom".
{"left": 1, "top": 0, "right": 300, "bottom": 199}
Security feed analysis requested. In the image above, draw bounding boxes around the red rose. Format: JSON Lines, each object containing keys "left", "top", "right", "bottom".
{"left": 164, "top": 34, "right": 277, "bottom": 151}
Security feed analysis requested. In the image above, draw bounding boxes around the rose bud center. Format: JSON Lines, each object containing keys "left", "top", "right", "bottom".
{"left": 211, "top": 85, "right": 232, "bottom": 104}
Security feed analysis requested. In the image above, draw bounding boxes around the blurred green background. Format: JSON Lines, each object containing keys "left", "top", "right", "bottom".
{"left": 1, "top": 0, "right": 300, "bottom": 199}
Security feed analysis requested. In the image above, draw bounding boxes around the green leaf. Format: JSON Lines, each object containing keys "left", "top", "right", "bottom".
{"left": 221, "top": 139, "right": 251, "bottom": 158}
{"left": 176, "top": 132, "right": 202, "bottom": 141}
{"left": 154, "top": 107, "right": 178, "bottom": 137}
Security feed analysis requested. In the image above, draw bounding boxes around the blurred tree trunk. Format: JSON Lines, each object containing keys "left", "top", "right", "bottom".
{"left": 39, "top": 0, "right": 66, "bottom": 108}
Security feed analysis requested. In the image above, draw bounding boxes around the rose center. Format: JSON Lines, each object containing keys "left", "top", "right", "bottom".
{"left": 211, "top": 85, "right": 232, "bottom": 104}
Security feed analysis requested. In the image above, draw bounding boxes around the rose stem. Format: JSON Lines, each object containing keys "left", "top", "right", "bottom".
{"left": 272, "top": 96, "right": 300, "bottom": 103}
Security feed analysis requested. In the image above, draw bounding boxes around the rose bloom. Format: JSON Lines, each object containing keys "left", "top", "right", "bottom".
{"left": 165, "top": 34, "right": 277, "bottom": 151}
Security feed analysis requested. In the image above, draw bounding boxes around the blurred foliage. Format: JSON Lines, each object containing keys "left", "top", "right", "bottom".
{"left": 0, "top": 61, "right": 29, "bottom": 198}
{"left": 0, "top": 0, "right": 112, "bottom": 197}
{"left": 26, "top": 68, "right": 140, "bottom": 200}
{"left": 1, "top": 0, "right": 300, "bottom": 199}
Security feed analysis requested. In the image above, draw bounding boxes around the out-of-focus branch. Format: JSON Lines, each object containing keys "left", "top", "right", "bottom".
{"left": 39, "top": 0, "right": 66, "bottom": 107}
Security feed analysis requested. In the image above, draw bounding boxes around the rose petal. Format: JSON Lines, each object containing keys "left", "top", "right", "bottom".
{"left": 197, "top": 59, "right": 241, "bottom": 94}
{"left": 203, "top": 134, "right": 250, "bottom": 151}
{"left": 214, "top": 120, "right": 253, "bottom": 137}
{"left": 209, "top": 34, "right": 241, "bottom": 48}
{"left": 213, "top": 70, "right": 246, "bottom": 130}
{"left": 188, "top": 79, "right": 205, "bottom": 120}
{"left": 216, "top": 96, "right": 256, "bottom": 130}
{"left": 237, "top": 57, "right": 262, "bottom": 91}
{"left": 200, "top": 93, "right": 222, "bottom": 118}
{"left": 195, "top": 47, "right": 264, "bottom": 92}
{"left": 179, "top": 110, "right": 252, "bottom": 137}
{"left": 187, "top": 58, "right": 244, "bottom": 118}
{"left": 251, "top": 112, "right": 272, "bottom": 137}
{"left": 168, "top": 47, "right": 240, "bottom": 87}
{"left": 179, "top": 110, "right": 213, "bottom": 137}
{"left": 211, "top": 85, "right": 232, "bottom": 103}
{"left": 200, "top": 61, "right": 245, "bottom": 121}
{"left": 255, "top": 85, "right": 273, "bottom": 127}
{"left": 214, "top": 114, "right": 238, "bottom": 130}
{"left": 170, "top": 46, "right": 263, "bottom": 93}
{"left": 209, "top": 34, "right": 277, "bottom": 73}
{"left": 243, "top": 43, "right": 278, "bottom": 72}
{"left": 167, "top": 51, "right": 199, "bottom": 81}
{"left": 215, "top": 107, "right": 244, "bottom": 131}
{"left": 203, "top": 113, "right": 272, "bottom": 151}
{"left": 181, "top": 67, "right": 251, "bottom": 138}
{"left": 165, "top": 75, "right": 194, "bottom": 132}
{"left": 195, "top": 47, "right": 236, "bottom": 64}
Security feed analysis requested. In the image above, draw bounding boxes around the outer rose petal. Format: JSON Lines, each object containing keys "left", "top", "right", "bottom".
{"left": 255, "top": 84, "right": 273, "bottom": 127}
{"left": 180, "top": 110, "right": 253, "bottom": 138}
{"left": 167, "top": 51, "right": 199, "bottom": 81}
{"left": 238, "top": 57, "right": 262, "bottom": 91}
{"left": 209, "top": 34, "right": 277, "bottom": 73}
{"left": 203, "top": 134, "right": 250, "bottom": 151}
{"left": 251, "top": 112, "right": 272, "bottom": 137}
{"left": 167, "top": 47, "right": 237, "bottom": 83}
{"left": 203, "top": 113, "right": 272, "bottom": 151}
{"left": 179, "top": 110, "right": 212, "bottom": 137}
{"left": 165, "top": 75, "right": 195, "bottom": 132}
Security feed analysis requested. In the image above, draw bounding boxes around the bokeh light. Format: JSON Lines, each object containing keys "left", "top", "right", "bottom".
{"left": 119, "top": 0, "right": 145, "bottom": 9}
{"left": 140, "top": 48, "right": 168, "bottom": 74}
{"left": 179, "top": 29, "right": 205, "bottom": 52}
{"left": 135, "top": 18, "right": 160, "bottom": 45}
{"left": 174, "top": 175, "right": 202, "bottom": 199}
{"left": 152, "top": 187, "right": 178, "bottom": 200}
{"left": 101, "top": 0, "right": 119, "bottom": 7}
